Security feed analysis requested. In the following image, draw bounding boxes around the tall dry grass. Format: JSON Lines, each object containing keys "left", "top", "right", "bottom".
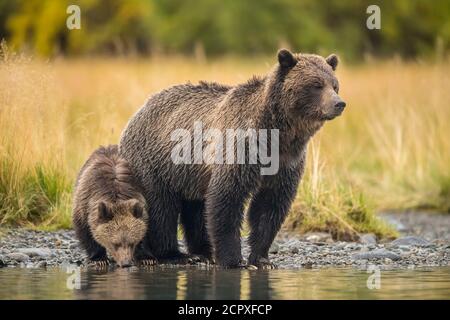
{"left": 0, "top": 46, "right": 449, "bottom": 236}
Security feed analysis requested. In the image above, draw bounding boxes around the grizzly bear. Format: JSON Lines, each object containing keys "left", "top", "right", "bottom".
{"left": 119, "top": 49, "right": 346, "bottom": 268}
{"left": 72, "top": 145, "right": 155, "bottom": 267}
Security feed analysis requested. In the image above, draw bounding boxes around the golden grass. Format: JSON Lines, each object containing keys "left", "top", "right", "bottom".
{"left": 0, "top": 46, "right": 449, "bottom": 237}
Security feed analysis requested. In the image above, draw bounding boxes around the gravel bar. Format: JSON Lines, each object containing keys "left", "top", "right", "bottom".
{"left": 0, "top": 212, "right": 449, "bottom": 269}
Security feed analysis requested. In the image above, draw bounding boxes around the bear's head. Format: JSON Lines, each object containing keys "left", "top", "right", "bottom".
{"left": 90, "top": 199, "right": 148, "bottom": 267}
{"left": 277, "top": 49, "right": 346, "bottom": 122}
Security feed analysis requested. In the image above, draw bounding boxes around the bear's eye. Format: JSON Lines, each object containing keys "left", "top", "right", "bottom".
{"left": 313, "top": 82, "right": 324, "bottom": 89}
{"left": 333, "top": 85, "right": 339, "bottom": 93}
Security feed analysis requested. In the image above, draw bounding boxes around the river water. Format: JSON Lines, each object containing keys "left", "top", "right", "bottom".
{"left": 0, "top": 266, "right": 449, "bottom": 299}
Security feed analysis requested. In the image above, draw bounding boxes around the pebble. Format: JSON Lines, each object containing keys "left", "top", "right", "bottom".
{"left": 269, "top": 242, "right": 279, "bottom": 254}
{"left": 35, "top": 261, "right": 47, "bottom": 268}
{"left": 303, "top": 232, "right": 333, "bottom": 243}
{"left": 7, "top": 252, "right": 30, "bottom": 262}
{"left": 17, "top": 248, "right": 52, "bottom": 258}
{"left": 352, "top": 249, "right": 401, "bottom": 261}
{"left": 68, "top": 242, "right": 79, "bottom": 249}
{"left": 391, "top": 236, "right": 430, "bottom": 247}
{"left": 0, "top": 211, "right": 449, "bottom": 269}
{"left": 359, "top": 233, "right": 377, "bottom": 245}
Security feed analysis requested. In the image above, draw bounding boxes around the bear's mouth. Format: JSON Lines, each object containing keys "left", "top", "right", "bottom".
{"left": 322, "top": 113, "right": 340, "bottom": 121}
{"left": 323, "top": 108, "right": 344, "bottom": 121}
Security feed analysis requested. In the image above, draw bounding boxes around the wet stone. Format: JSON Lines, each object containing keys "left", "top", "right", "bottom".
{"left": 391, "top": 236, "right": 430, "bottom": 247}
{"left": 360, "top": 233, "right": 377, "bottom": 245}
{"left": 7, "top": 252, "right": 30, "bottom": 263}
{"left": 352, "top": 249, "right": 401, "bottom": 261}
{"left": 17, "top": 248, "right": 52, "bottom": 258}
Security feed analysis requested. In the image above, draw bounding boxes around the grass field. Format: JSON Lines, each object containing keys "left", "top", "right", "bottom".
{"left": 1, "top": 45, "right": 449, "bottom": 238}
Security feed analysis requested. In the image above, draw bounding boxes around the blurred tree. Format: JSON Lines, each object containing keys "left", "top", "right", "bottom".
{"left": 0, "top": 0, "right": 448, "bottom": 59}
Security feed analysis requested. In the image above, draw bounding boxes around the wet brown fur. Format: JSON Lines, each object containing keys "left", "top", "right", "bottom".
{"left": 119, "top": 49, "right": 346, "bottom": 267}
{"left": 72, "top": 145, "right": 151, "bottom": 266}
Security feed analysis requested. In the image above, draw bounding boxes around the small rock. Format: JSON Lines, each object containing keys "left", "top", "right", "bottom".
{"left": 17, "top": 248, "right": 52, "bottom": 258}
{"left": 68, "top": 242, "right": 79, "bottom": 249}
{"left": 36, "top": 261, "right": 47, "bottom": 268}
{"left": 304, "top": 232, "right": 333, "bottom": 243}
{"left": 359, "top": 233, "right": 377, "bottom": 245}
{"left": 269, "top": 242, "right": 279, "bottom": 254}
{"left": 397, "top": 245, "right": 412, "bottom": 252}
{"left": 391, "top": 236, "right": 430, "bottom": 247}
{"left": 352, "top": 249, "right": 401, "bottom": 261}
{"left": 7, "top": 252, "right": 30, "bottom": 262}
{"left": 0, "top": 254, "right": 5, "bottom": 267}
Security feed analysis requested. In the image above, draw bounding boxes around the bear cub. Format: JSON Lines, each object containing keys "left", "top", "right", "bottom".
{"left": 72, "top": 145, "right": 155, "bottom": 267}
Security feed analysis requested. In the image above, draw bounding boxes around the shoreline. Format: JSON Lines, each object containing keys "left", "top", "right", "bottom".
{"left": 0, "top": 212, "right": 448, "bottom": 269}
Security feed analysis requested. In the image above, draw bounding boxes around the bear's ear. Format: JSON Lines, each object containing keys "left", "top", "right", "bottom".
{"left": 326, "top": 54, "right": 339, "bottom": 71}
{"left": 278, "top": 49, "right": 297, "bottom": 69}
{"left": 97, "top": 202, "right": 112, "bottom": 223}
{"left": 131, "top": 201, "right": 144, "bottom": 219}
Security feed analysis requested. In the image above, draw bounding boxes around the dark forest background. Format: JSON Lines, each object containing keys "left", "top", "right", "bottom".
{"left": 0, "top": 0, "right": 449, "bottom": 60}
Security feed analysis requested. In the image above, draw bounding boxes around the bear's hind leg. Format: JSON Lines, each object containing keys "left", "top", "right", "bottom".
{"left": 205, "top": 168, "right": 256, "bottom": 268}
{"left": 180, "top": 200, "right": 213, "bottom": 262}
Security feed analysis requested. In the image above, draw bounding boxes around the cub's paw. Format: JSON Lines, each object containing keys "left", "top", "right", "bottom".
{"left": 248, "top": 257, "right": 277, "bottom": 270}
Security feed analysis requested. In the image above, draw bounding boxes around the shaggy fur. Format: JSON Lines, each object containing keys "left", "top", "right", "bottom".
{"left": 119, "top": 49, "right": 346, "bottom": 268}
{"left": 72, "top": 145, "right": 152, "bottom": 267}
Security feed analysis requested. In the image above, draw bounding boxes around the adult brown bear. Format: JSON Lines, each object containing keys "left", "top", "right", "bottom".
{"left": 119, "top": 49, "right": 346, "bottom": 268}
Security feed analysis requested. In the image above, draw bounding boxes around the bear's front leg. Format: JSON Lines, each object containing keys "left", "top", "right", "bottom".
{"left": 142, "top": 185, "right": 187, "bottom": 264}
{"left": 74, "top": 218, "right": 109, "bottom": 267}
{"left": 247, "top": 164, "right": 302, "bottom": 269}
{"left": 205, "top": 167, "right": 256, "bottom": 268}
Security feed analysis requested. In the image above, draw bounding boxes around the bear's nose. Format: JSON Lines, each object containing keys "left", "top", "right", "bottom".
{"left": 335, "top": 101, "right": 346, "bottom": 109}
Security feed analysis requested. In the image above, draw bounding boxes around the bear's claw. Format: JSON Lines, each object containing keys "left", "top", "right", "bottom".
{"left": 139, "top": 258, "right": 157, "bottom": 266}
{"left": 89, "top": 259, "right": 109, "bottom": 269}
{"left": 247, "top": 257, "right": 277, "bottom": 270}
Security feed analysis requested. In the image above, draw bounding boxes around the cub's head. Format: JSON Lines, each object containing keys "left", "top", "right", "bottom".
{"left": 277, "top": 49, "right": 346, "bottom": 121}
{"left": 91, "top": 199, "right": 147, "bottom": 267}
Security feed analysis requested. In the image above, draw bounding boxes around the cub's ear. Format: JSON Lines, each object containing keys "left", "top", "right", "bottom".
{"left": 278, "top": 49, "right": 297, "bottom": 69}
{"left": 97, "top": 202, "right": 112, "bottom": 223}
{"left": 130, "top": 201, "right": 144, "bottom": 219}
{"left": 326, "top": 54, "right": 339, "bottom": 71}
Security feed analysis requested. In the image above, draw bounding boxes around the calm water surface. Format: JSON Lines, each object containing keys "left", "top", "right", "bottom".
{"left": 0, "top": 266, "right": 449, "bottom": 299}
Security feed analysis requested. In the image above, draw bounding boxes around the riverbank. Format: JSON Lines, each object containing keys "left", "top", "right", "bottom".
{"left": 0, "top": 212, "right": 448, "bottom": 269}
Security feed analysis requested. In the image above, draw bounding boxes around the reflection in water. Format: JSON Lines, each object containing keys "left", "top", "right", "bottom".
{"left": 76, "top": 267, "right": 273, "bottom": 300}
{"left": 0, "top": 266, "right": 449, "bottom": 299}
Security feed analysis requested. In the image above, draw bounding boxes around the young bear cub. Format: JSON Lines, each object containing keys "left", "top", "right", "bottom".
{"left": 72, "top": 145, "right": 155, "bottom": 267}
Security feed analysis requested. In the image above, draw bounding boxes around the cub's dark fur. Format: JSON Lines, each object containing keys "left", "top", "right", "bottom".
{"left": 72, "top": 145, "right": 152, "bottom": 267}
{"left": 119, "top": 49, "right": 346, "bottom": 268}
